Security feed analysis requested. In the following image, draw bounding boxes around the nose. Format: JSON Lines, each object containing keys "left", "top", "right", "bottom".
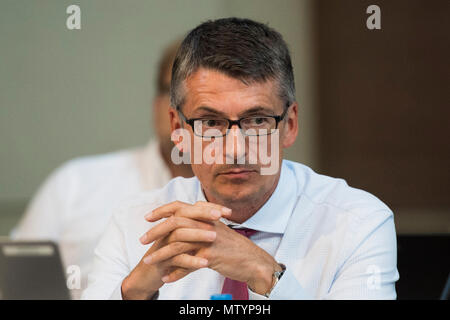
{"left": 225, "top": 125, "right": 246, "bottom": 164}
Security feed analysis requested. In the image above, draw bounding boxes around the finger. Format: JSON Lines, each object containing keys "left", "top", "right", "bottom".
{"left": 147, "top": 202, "right": 226, "bottom": 222}
{"left": 144, "top": 241, "right": 198, "bottom": 265}
{"left": 168, "top": 228, "right": 216, "bottom": 243}
{"left": 140, "top": 216, "right": 214, "bottom": 245}
{"left": 166, "top": 253, "right": 208, "bottom": 271}
{"left": 161, "top": 268, "right": 191, "bottom": 283}
{"left": 144, "top": 231, "right": 216, "bottom": 264}
{"left": 146, "top": 201, "right": 188, "bottom": 222}
{"left": 146, "top": 201, "right": 232, "bottom": 222}
{"left": 143, "top": 241, "right": 200, "bottom": 265}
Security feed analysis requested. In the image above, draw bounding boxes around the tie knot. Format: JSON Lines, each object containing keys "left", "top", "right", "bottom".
{"left": 233, "top": 228, "right": 258, "bottom": 238}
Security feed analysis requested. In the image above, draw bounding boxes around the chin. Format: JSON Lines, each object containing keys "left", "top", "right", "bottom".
{"left": 212, "top": 181, "right": 257, "bottom": 203}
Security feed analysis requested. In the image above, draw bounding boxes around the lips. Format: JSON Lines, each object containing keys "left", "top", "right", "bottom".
{"left": 221, "top": 169, "right": 253, "bottom": 174}
{"left": 217, "top": 167, "right": 258, "bottom": 178}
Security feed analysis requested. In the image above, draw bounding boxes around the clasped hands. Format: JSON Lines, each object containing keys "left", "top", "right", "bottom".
{"left": 122, "top": 200, "right": 280, "bottom": 299}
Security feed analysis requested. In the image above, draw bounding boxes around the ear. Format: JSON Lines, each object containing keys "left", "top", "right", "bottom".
{"left": 169, "top": 107, "right": 188, "bottom": 153}
{"left": 169, "top": 106, "right": 181, "bottom": 132}
{"left": 281, "top": 102, "right": 299, "bottom": 149}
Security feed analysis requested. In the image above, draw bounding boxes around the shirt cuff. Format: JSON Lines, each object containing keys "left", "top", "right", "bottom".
{"left": 248, "top": 267, "right": 312, "bottom": 300}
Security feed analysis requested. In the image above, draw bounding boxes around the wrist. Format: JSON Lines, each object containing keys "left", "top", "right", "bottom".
{"left": 121, "top": 265, "right": 163, "bottom": 300}
{"left": 247, "top": 261, "right": 283, "bottom": 296}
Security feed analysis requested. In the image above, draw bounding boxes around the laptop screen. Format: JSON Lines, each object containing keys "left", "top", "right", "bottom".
{"left": 0, "top": 241, "right": 70, "bottom": 300}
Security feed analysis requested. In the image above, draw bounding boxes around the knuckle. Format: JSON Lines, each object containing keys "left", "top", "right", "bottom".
{"left": 198, "top": 247, "right": 211, "bottom": 260}
{"left": 171, "top": 241, "right": 184, "bottom": 252}
{"left": 186, "top": 255, "right": 199, "bottom": 267}
{"left": 170, "top": 255, "right": 184, "bottom": 266}
{"left": 166, "top": 256, "right": 176, "bottom": 266}
{"left": 173, "top": 254, "right": 194, "bottom": 268}
{"left": 203, "top": 223, "right": 215, "bottom": 231}
{"left": 173, "top": 269, "right": 187, "bottom": 280}
{"left": 168, "top": 215, "right": 179, "bottom": 228}
{"left": 169, "top": 229, "right": 181, "bottom": 242}
{"left": 174, "top": 200, "right": 185, "bottom": 207}
{"left": 166, "top": 233, "right": 176, "bottom": 243}
{"left": 174, "top": 217, "right": 184, "bottom": 228}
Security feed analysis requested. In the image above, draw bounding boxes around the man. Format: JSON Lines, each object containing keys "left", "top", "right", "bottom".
{"left": 82, "top": 18, "right": 399, "bottom": 300}
{"left": 11, "top": 41, "right": 193, "bottom": 299}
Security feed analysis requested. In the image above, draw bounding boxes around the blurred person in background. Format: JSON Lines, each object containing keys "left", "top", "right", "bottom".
{"left": 10, "top": 40, "right": 193, "bottom": 299}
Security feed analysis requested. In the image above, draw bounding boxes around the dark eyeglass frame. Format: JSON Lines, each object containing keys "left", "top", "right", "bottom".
{"left": 176, "top": 103, "right": 291, "bottom": 137}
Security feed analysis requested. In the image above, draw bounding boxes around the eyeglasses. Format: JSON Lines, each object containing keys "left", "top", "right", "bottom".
{"left": 177, "top": 104, "right": 290, "bottom": 137}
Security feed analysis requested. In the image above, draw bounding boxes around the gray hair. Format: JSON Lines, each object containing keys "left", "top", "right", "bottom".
{"left": 170, "top": 18, "right": 295, "bottom": 110}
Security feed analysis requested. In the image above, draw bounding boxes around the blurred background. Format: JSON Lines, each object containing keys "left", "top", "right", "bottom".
{"left": 0, "top": 0, "right": 449, "bottom": 299}
{"left": 1, "top": 0, "right": 318, "bottom": 233}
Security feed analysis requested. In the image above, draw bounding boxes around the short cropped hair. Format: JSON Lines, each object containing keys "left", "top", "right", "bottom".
{"left": 170, "top": 17, "right": 295, "bottom": 109}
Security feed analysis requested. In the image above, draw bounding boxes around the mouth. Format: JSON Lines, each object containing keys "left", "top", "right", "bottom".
{"left": 217, "top": 168, "right": 258, "bottom": 179}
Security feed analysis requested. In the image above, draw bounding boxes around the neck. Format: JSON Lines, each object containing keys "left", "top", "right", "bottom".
{"left": 203, "top": 171, "right": 281, "bottom": 224}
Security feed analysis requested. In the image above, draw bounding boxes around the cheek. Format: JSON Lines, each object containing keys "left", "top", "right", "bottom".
{"left": 191, "top": 164, "right": 214, "bottom": 182}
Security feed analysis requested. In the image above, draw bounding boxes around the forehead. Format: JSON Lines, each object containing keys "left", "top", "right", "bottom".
{"left": 183, "top": 68, "right": 283, "bottom": 115}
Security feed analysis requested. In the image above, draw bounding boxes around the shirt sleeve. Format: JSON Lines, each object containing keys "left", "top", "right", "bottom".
{"left": 323, "top": 212, "right": 399, "bottom": 299}
{"left": 250, "top": 210, "right": 398, "bottom": 300}
{"left": 81, "top": 211, "right": 130, "bottom": 300}
{"left": 10, "top": 163, "right": 75, "bottom": 241}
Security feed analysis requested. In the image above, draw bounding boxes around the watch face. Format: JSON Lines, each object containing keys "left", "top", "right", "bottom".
{"left": 265, "top": 265, "right": 286, "bottom": 297}
{"left": 275, "top": 263, "right": 286, "bottom": 279}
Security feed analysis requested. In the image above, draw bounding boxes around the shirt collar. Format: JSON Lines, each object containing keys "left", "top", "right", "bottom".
{"left": 195, "top": 160, "right": 298, "bottom": 234}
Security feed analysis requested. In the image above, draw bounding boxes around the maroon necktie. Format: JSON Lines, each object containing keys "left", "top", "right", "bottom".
{"left": 221, "top": 228, "right": 258, "bottom": 300}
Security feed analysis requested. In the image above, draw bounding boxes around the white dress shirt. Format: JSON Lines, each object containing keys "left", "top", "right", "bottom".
{"left": 11, "top": 140, "right": 171, "bottom": 299}
{"left": 82, "top": 160, "right": 399, "bottom": 300}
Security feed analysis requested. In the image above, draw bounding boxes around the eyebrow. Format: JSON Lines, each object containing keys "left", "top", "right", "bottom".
{"left": 191, "top": 105, "right": 276, "bottom": 118}
{"left": 239, "top": 106, "right": 276, "bottom": 117}
{"left": 191, "top": 106, "right": 228, "bottom": 117}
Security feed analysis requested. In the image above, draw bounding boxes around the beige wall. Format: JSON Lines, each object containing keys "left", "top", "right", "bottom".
{"left": 0, "top": 0, "right": 223, "bottom": 202}
{"left": 0, "top": 0, "right": 317, "bottom": 206}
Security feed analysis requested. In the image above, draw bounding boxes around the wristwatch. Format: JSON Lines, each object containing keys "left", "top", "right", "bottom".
{"left": 263, "top": 263, "right": 286, "bottom": 298}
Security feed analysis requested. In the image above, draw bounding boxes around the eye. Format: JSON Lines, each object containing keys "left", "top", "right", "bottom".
{"left": 203, "top": 119, "right": 222, "bottom": 127}
{"left": 255, "top": 117, "right": 266, "bottom": 124}
{"left": 249, "top": 117, "right": 270, "bottom": 126}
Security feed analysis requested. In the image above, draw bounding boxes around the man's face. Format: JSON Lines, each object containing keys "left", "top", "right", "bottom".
{"left": 170, "top": 68, "right": 298, "bottom": 209}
